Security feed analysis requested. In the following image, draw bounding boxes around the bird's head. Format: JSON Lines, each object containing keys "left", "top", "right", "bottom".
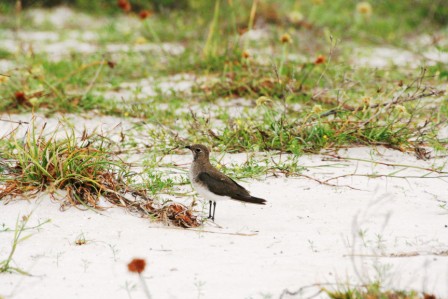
{"left": 185, "top": 144, "right": 210, "bottom": 161}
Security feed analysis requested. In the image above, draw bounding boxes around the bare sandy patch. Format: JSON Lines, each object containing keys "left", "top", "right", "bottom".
{"left": 101, "top": 74, "right": 204, "bottom": 101}
{"left": 353, "top": 46, "right": 448, "bottom": 69}
{"left": 0, "top": 113, "right": 149, "bottom": 145}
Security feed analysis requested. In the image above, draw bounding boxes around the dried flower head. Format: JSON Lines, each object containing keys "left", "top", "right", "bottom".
{"left": 395, "top": 104, "right": 407, "bottom": 114}
{"left": 287, "top": 11, "right": 304, "bottom": 24}
{"left": 135, "top": 36, "right": 147, "bottom": 45}
{"left": 118, "top": 0, "right": 132, "bottom": 12}
{"left": 362, "top": 96, "right": 371, "bottom": 105}
{"left": 242, "top": 50, "right": 250, "bottom": 59}
{"left": 128, "top": 258, "right": 146, "bottom": 274}
{"left": 357, "top": 2, "right": 372, "bottom": 16}
{"left": 280, "top": 33, "right": 292, "bottom": 44}
{"left": 315, "top": 55, "right": 326, "bottom": 65}
{"left": 256, "top": 96, "right": 273, "bottom": 107}
{"left": 0, "top": 75, "right": 9, "bottom": 84}
{"left": 29, "top": 97, "right": 39, "bottom": 106}
{"left": 312, "top": 104, "right": 323, "bottom": 114}
{"left": 139, "top": 10, "right": 152, "bottom": 20}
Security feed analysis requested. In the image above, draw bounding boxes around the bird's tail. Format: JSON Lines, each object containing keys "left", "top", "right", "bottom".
{"left": 245, "top": 196, "right": 267, "bottom": 205}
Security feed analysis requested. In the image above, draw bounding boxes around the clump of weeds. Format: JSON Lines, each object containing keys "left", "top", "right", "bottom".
{"left": 0, "top": 121, "right": 199, "bottom": 228}
{"left": 324, "top": 282, "right": 437, "bottom": 299}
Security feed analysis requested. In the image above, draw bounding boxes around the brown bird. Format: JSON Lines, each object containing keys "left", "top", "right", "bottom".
{"left": 186, "top": 144, "right": 266, "bottom": 220}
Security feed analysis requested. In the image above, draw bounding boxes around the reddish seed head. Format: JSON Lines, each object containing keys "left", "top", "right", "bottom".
{"left": 118, "top": 0, "right": 132, "bottom": 12}
{"left": 123, "top": 3, "right": 131, "bottom": 12}
{"left": 315, "top": 55, "right": 326, "bottom": 65}
{"left": 107, "top": 61, "right": 116, "bottom": 68}
{"left": 139, "top": 10, "right": 152, "bottom": 20}
{"left": 128, "top": 258, "right": 146, "bottom": 273}
{"left": 15, "top": 91, "right": 27, "bottom": 104}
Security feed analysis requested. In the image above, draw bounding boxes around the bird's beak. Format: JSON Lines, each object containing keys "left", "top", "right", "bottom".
{"left": 185, "top": 145, "right": 191, "bottom": 150}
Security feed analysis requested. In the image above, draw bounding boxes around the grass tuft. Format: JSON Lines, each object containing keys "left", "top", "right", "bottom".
{"left": 0, "top": 124, "right": 126, "bottom": 208}
{"left": 0, "top": 122, "right": 200, "bottom": 227}
{"left": 324, "top": 282, "right": 437, "bottom": 299}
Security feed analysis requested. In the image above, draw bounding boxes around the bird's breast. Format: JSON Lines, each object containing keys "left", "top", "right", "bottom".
{"left": 189, "top": 166, "right": 230, "bottom": 202}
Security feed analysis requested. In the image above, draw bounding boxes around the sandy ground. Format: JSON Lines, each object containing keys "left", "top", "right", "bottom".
{"left": 1, "top": 7, "right": 448, "bottom": 299}
{"left": 1, "top": 142, "right": 447, "bottom": 299}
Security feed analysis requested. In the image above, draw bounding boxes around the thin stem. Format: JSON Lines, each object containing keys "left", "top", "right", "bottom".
{"left": 139, "top": 274, "right": 152, "bottom": 299}
{"left": 202, "top": 0, "right": 221, "bottom": 57}
{"left": 278, "top": 44, "right": 287, "bottom": 76}
{"left": 243, "top": 0, "right": 258, "bottom": 50}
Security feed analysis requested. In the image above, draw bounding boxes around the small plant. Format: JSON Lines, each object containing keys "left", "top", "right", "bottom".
{"left": 0, "top": 214, "right": 42, "bottom": 275}
{"left": 278, "top": 33, "right": 292, "bottom": 76}
{"left": 75, "top": 233, "right": 88, "bottom": 246}
{"left": 324, "top": 282, "right": 436, "bottom": 299}
{"left": 128, "top": 258, "right": 151, "bottom": 299}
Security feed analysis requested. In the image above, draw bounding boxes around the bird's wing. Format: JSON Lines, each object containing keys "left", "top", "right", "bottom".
{"left": 197, "top": 171, "right": 250, "bottom": 200}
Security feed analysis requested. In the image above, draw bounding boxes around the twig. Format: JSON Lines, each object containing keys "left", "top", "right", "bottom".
{"left": 147, "top": 226, "right": 258, "bottom": 236}
{"left": 319, "top": 87, "right": 444, "bottom": 118}
{"left": 324, "top": 154, "right": 448, "bottom": 174}
{"left": 279, "top": 282, "right": 350, "bottom": 299}
{"left": 0, "top": 119, "right": 29, "bottom": 125}
{"left": 343, "top": 250, "right": 448, "bottom": 258}
{"left": 299, "top": 174, "right": 363, "bottom": 191}
{"left": 324, "top": 173, "right": 448, "bottom": 184}
{"left": 82, "top": 60, "right": 106, "bottom": 100}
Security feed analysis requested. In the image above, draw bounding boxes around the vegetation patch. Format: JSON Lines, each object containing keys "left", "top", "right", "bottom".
{"left": 0, "top": 123, "right": 199, "bottom": 227}
{"left": 280, "top": 282, "right": 439, "bottom": 299}
{"left": 324, "top": 282, "right": 437, "bottom": 299}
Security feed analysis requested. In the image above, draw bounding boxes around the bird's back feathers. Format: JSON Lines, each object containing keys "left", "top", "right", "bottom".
{"left": 197, "top": 171, "right": 267, "bottom": 205}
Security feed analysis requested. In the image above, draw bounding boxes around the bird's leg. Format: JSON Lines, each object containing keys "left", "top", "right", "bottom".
{"left": 212, "top": 201, "right": 216, "bottom": 221}
{"left": 207, "top": 200, "right": 212, "bottom": 219}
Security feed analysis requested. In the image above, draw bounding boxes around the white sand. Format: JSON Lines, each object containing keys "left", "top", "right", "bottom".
{"left": 1, "top": 144, "right": 447, "bottom": 299}
{"left": 101, "top": 74, "right": 200, "bottom": 101}
{"left": 353, "top": 46, "right": 448, "bottom": 69}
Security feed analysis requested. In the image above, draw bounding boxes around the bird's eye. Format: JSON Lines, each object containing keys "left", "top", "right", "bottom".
{"left": 195, "top": 148, "right": 201, "bottom": 152}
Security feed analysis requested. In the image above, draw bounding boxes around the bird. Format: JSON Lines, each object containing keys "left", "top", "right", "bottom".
{"left": 185, "top": 144, "right": 266, "bottom": 221}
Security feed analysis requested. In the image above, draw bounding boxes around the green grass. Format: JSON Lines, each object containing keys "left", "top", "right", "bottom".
{"left": 324, "top": 282, "right": 436, "bottom": 299}
{"left": 0, "top": 214, "right": 48, "bottom": 275}
{"left": 0, "top": 216, "right": 30, "bottom": 275}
